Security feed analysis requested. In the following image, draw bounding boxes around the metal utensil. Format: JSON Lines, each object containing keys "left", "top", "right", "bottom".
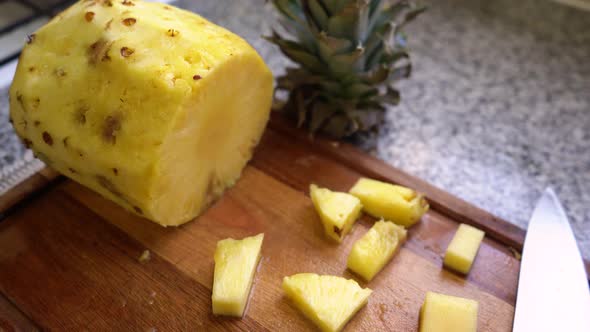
{"left": 513, "top": 188, "right": 590, "bottom": 332}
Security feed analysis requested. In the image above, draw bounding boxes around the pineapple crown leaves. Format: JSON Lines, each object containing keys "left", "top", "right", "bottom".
{"left": 266, "top": 0, "right": 425, "bottom": 138}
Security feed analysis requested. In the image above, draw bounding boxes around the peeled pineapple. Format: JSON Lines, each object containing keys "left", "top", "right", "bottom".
{"left": 347, "top": 220, "right": 407, "bottom": 281}
{"left": 283, "top": 273, "right": 372, "bottom": 332}
{"left": 9, "top": 0, "right": 273, "bottom": 226}
{"left": 349, "top": 178, "right": 429, "bottom": 227}
{"left": 310, "top": 184, "right": 363, "bottom": 242}
{"left": 443, "top": 224, "right": 485, "bottom": 274}
{"left": 212, "top": 233, "right": 264, "bottom": 317}
{"left": 419, "top": 292, "right": 478, "bottom": 332}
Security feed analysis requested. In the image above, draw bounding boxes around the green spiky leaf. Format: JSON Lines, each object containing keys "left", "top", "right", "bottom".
{"left": 267, "top": 0, "right": 425, "bottom": 138}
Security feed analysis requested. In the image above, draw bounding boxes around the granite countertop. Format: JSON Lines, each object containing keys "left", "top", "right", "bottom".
{"left": 0, "top": 0, "right": 588, "bottom": 258}
{"left": 176, "top": 0, "right": 590, "bottom": 258}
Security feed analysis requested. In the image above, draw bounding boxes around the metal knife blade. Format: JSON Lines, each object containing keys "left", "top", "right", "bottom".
{"left": 513, "top": 188, "right": 590, "bottom": 332}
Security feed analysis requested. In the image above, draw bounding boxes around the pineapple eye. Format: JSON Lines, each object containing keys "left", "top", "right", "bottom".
{"left": 22, "top": 139, "right": 32, "bottom": 149}
{"left": 54, "top": 68, "right": 67, "bottom": 77}
{"left": 85, "top": 11, "right": 95, "bottom": 22}
{"left": 102, "top": 115, "right": 122, "bottom": 144}
{"left": 104, "top": 19, "right": 113, "bottom": 30}
{"left": 166, "top": 29, "right": 180, "bottom": 37}
{"left": 120, "top": 47, "right": 134, "bottom": 57}
{"left": 88, "top": 39, "right": 113, "bottom": 64}
{"left": 15, "top": 92, "right": 27, "bottom": 111}
{"left": 31, "top": 97, "right": 40, "bottom": 109}
{"left": 122, "top": 17, "right": 136, "bottom": 26}
{"left": 74, "top": 106, "right": 89, "bottom": 125}
{"left": 42, "top": 132, "right": 54, "bottom": 146}
{"left": 333, "top": 226, "right": 342, "bottom": 237}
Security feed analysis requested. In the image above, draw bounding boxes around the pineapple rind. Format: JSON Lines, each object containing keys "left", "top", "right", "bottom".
{"left": 212, "top": 233, "right": 264, "bottom": 317}
{"left": 419, "top": 291, "right": 478, "bottom": 332}
{"left": 347, "top": 220, "right": 407, "bottom": 281}
{"left": 282, "top": 273, "right": 372, "bottom": 332}
{"left": 349, "top": 178, "right": 429, "bottom": 227}
{"left": 9, "top": 0, "right": 273, "bottom": 226}
{"left": 310, "top": 184, "right": 363, "bottom": 242}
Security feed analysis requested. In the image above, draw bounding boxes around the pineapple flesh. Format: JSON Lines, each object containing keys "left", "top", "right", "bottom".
{"left": 212, "top": 233, "right": 264, "bottom": 317}
{"left": 349, "top": 178, "right": 429, "bottom": 227}
{"left": 443, "top": 224, "right": 485, "bottom": 274}
{"left": 347, "top": 220, "right": 407, "bottom": 281}
{"left": 419, "top": 292, "right": 478, "bottom": 332}
{"left": 310, "top": 184, "right": 363, "bottom": 242}
{"left": 283, "top": 273, "right": 372, "bottom": 332}
{"left": 9, "top": 0, "right": 273, "bottom": 226}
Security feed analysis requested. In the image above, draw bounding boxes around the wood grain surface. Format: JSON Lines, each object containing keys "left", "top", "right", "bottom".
{"left": 0, "top": 292, "right": 38, "bottom": 332}
{"left": 0, "top": 119, "right": 522, "bottom": 331}
{"left": 0, "top": 168, "right": 59, "bottom": 217}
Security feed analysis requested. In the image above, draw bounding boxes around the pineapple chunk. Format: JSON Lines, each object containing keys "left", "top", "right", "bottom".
{"left": 9, "top": 0, "right": 273, "bottom": 226}
{"left": 212, "top": 233, "right": 264, "bottom": 317}
{"left": 310, "top": 184, "right": 363, "bottom": 242}
{"left": 347, "top": 220, "right": 407, "bottom": 281}
{"left": 419, "top": 292, "right": 478, "bottom": 332}
{"left": 282, "top": 273, "right": 372, "bottom": 332}
{"left": 349, "top": 178, "right": 429, "bottom": 227}
{"left": 443, "top": 224, "right": 485, "bottom": 274}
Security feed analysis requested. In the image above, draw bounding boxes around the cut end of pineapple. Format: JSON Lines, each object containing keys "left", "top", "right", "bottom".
{"left": 347, "top": 220, "right": 407, "bottom": 281}
{"left": 282, "top": 273, "right": 372, "bottom": 332}
{"left": 9, "top": 0, "right": 273, "bottom": 226}
{"left": 212, "top": 233, "right": 264, "bottom": 317}
{"left": 349, "top": 178, "right": 428, "bottom": 227}
{"left": 309, "top": 184, "right": 363, "bottom": 243}
{"left": 443, "top": 224, "right": 485, "bottom": 274}
{"left": 419, "top": 292, "right": 478, "bottom": 332}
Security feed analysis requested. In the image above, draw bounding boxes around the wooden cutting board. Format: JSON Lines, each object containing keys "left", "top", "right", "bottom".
{"left": 0, "top": 115, "right": 524, "bottom": 331}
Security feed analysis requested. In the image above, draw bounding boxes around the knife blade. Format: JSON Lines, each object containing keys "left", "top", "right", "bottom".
{"left": 513, "top": 188, "right": 590, "bottom": 332}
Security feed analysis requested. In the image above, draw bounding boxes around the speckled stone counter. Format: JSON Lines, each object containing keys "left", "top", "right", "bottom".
{"left": 1, "top": 0, "right": 588, "bottom": 258}
{"left": 175, "top": 0, "right": 590, "bottom": 258}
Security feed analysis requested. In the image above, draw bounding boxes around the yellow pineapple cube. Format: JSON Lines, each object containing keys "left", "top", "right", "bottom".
{"left": 212, "top": 233, "right": 264, "bottom": 317}
{"left": 349, "top": 178, "right": 428, "bottom": 227}
{"left": 282, "top": 273, "right": 372, "bottom": 332}
{"left": 419, "top": 292, "right": 478, "bottom": 332}
{"left": 9, "top": 0, "right": 273, "bottom": 226}
{"left": 310, "top": 184, "right": 363, "bottom": 242}
{"left": 443, "top": 224, "right": 485, "bottom": 274}
{"left": 347, "top": 220, "right": 407, "bottom": 281}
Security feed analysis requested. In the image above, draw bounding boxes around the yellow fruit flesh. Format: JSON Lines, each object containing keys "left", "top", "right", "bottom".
{"left": 347, "top": 220, "right": 407, "bottom": 281}
{"left": 443, "top": 224, "right": 485, "bottom": 274}
{"left": 212, "top": 233, "right": 264, "bottom": 317}
{"left": 9, "top": 0, "right": 273, "bottom": 226}
{"left": 419, "top": 292, "right": 478, "bottom": 332}
{"left": 282, "top": 273, "right": 372, "bottom": 332}
{"left": 349, "top": 178, "right": 429, "bottom": 227}
{"left": 310, "top": 184, "right": 363, "bottom": 242}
